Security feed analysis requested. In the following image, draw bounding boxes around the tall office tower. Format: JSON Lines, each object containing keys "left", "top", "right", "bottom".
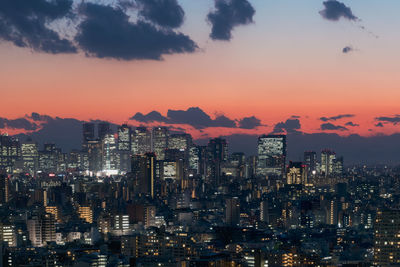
{"left": 256, "top": 135, "right": 286, "bottom": 178}
{"left": 82, "top": 122, "right": 95, "bottom": 151}
{"left": 0, "top": 174, "right": 9, "bottom": 204}
{"left": 98, "top": 122, "right": 111, "bottom": 140}
{"left": 152, "top": 127, "right": 169, "bottom": 160}
{"left": 321, "top": 149, "right": 336, "bottom": 177}
{"left": 38, "top": 144, "right": 59, "bottom": 173}
{"left": 78, "top": 206, "right": 93, "bottom": 223}
{"left": 0, "top": 134, "right": 21, "bottom": 173}
{"left": 226, "top": 197, "right": 240, "bottom": 226}
{"left": 118, "top": 124, "right": 131, "bottom": 151}
{"left": 163, "top": 149, "right": 185, "bottom": 183}
{"left": 168, "top": 134, "right": 192, "bottom": 151}
{"left": 286, "top": 161, "right": 307, "bottom": 185}
{"left": 374, "top": 209, "right": 400, "bottom": 265}
{"left": 134, "top": 153, "right": 156, "bottom": 198}
{"left": 131, "top": 127, "right": 152, "bottom": 155}
{"left": 21, "top": 139, "right": 38, "bottom": 175}
{"left": 118, "top": 124, "right": 131, "bottom": 173}
{"left": 87, "top": 139, "right": 102, "bottom": 173}
{"left": 206, "top": 138, "right": 228, "bottom": 184}
{"left": 189, "top": 145, "right": 200, "bottom": 174}
{"left": 304, "top": 151, "right": 317, "bottom": 176}
{"left": 333, "top": 156, "right": 344, "bottom": 176}
{"left": 207, "top": 138, "right": 228, "bottom": 162}
{"left": 102, "top": 133, "right": 119, "bottom": 173}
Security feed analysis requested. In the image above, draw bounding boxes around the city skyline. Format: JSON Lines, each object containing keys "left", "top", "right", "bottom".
{"left": 1, "top": 0, "right": 400, "bottom": 138}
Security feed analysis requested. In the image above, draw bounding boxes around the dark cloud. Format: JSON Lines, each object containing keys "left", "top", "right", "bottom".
{"left": 320, "top": 0, "right": 358, "bottom": 21}
{"left": 29, "top": 112, "right": 53, "bottom": 122}
{"left": 345, "top": 121, "right": 359, "bottom": 127}
{"left": 212, "top": 115, "right": 237, "bottom": 128}
{"left": 342, "top": 46, "right": 353, "bottom": 53}
{"left": 131, "top": 111, "right": 169, "bottom": 123}
{"left": 130, "top": 107, "right": 261, "bottom": 129}
{"left": 75, "top": 3, "right": 197, "bottom": 60}
{"left": 0, "top": 118, "right": 38, "bottom": 131}
{"left": 375, "top": 115, "right": 400, "bottom": 125}
{"left": 238, "top": 116, "right": 261, "bottom": 129}
{"left": 0, "top": 0, "right": 77, "bottom": 53}
{"left": 375, "top": 122, "right": 384, "bottom": 128}
{"left": 166, "top": 107, "right": 237, "bottom": 128}
{"left": 207, "top": 0, "right": 255, "bottom": 41}
{"left": 273, "top": 119, "right": 301, "bottom": 133}
{"left": 137, "top": 0, "right": 185, "bottom": 29}
{"left": 320, "top": 123, "right": 348, "bottom": 131}
{"left": 320, "top": 114, "right": 354, "bottom": 122}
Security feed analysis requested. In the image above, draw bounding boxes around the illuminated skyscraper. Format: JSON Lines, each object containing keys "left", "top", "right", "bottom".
{"left": 118, "top": 124, "right": 131, "bottom": 173}
{"left": 0, "top": 134, "right": 21, "bottom": 173}
{"left": 152, "top": 127, "right": 168, "bottom": 160}
{"left": 21, "top": 139, "right": 38, "bottom": 175}
{"left": 102, "top": 133, "right": 119, "bottom": 174}
{"left": 256, "top": 135, "right": 286, "bottom": 178}
{"left": 131, "top": 127, "right": 151, "bottom": 155}
{"left": 168, "top": 134, "right": 192, "bottom": 151}
{"left": 189, "top": 145, "right": 200, "bottom": 174}
{"left": 38, "top": 144, "right": 59, "bottom": 173}
{"left": 321, "top": 149, "right": 336, "bottom": 177}
{"left": 118, "top": 124, "right": 131, "bottom": 151}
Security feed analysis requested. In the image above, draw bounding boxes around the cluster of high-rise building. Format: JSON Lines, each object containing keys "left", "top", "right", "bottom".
{"left": 0, "top": 123, "right": 399, "bottom": 266}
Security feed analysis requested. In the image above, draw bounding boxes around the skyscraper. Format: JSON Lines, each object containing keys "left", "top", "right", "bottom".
{"left": 102, "top": 133, "right": 119, "bottom": 174}
{"left": 132, "top": 153, "right": 157, "bottom": 198}
{"left": 0, "top": 134, "right": 21, "bottom": 173}
{"left": 98, "top": 122, "right": 111, "bottom": 140}
{"left": 82, "top": 122, "right": 95, "bottom": 151}
{"left": 21, "top": 139, "right": 38, "bottom": 175}
{"left": 118, "top": 124, "right": 131, "bottom": 173}
{"left": 152, "top": 127, "right": 168, "bottom": 161}
{"left": 256, "top": 135, "right": 286, "bottom": 178}
{"left": 131, "top": 127, "right": 152, "bottom": 155}
{"left": 321, "top": 149, "right": 336, "bottom": 177}
{"left": 304, "top": 151, "right": 317, "bottom": 176}
{"left": 168, "top": 134, "right": 192, "bottom": 151}
{"left": 207, "top": 138, "right": 228, "bottom": 185}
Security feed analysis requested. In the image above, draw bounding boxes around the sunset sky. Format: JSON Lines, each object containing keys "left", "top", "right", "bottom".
{"left": 1, "top": 0, "right": 400, "bottom": 138}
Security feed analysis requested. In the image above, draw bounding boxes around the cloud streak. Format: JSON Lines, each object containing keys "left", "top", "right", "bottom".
{"left": 320, "top": 114, "right": 354, "bottom": 122}
{"left": 320, "top": 123, "right": 348, "bottom": 131}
